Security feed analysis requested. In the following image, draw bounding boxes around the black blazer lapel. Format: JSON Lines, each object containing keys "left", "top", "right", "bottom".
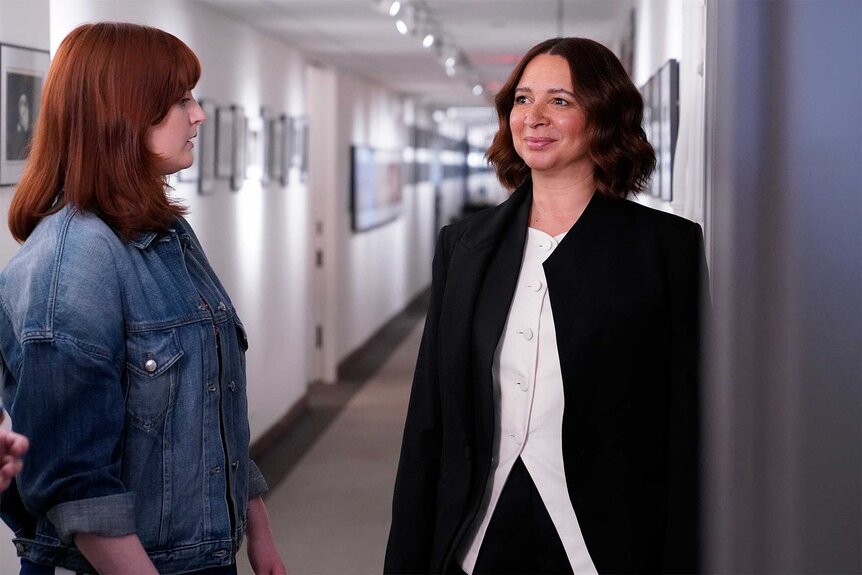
{"left": 468, "top": 185, "right": 532, "bottom": 458}
{"left": 543, "top": 194, "right": 633, "bottom": 423}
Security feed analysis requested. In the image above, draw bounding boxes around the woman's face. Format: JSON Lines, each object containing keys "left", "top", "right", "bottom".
{"left": 146, "top": 91, "right": 206, "bottom": 176}
{"left": 509, "top": 54, "right": 593, "bottom": 179}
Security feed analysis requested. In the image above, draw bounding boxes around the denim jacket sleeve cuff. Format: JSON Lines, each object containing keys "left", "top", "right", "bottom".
{"left": 248, "top": 460, "right": 268, "bottom": 499}
{"left": 46, "top": 492, "right": 136, "bottom": 543}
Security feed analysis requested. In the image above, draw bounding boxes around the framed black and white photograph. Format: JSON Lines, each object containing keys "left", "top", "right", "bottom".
{"left": 215, "top": 105, "right": 235, "bottom": 180}
{"left": 658, "top": 59, "right": 679, "bottom": 202}
{"left": 0, "top": 43, "right": 50, "bottom": 186}
{"left": 197, "top": 99, "right": 216, "bottom": 195}
{"left": 246, "top": 107, "right": 266, "bottom": 184}
{"left": 267, "top": 114, "right": 287, "bottom": 186}
{"left": 291, "top": 115, "right": 309, "bottom": 182}
{"left": 231, "top": 106, "right": 246, "bottom": 191}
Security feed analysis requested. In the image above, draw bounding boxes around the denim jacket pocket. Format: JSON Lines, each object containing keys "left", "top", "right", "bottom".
{"left": 124, "top": 329, "right": 184, "bottom": 431}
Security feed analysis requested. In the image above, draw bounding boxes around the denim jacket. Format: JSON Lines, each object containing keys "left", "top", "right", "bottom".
{"left": 0, "top": 205, "right": 267, "bottom": 574}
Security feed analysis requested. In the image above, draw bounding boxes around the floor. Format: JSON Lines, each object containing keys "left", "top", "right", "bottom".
{"left": 235, "top": 320, "right": 422, "bottom": 575}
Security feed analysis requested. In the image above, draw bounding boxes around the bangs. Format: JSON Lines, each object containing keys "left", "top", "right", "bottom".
{"left": 172, "top": 37, "right": 201, "bottom": 95}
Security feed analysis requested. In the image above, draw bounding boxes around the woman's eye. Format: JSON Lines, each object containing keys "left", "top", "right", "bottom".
{"left": 554, "top": 98, "right": 568, "bottom": 106}
{"left": 514, "top": 95, "right": 528, "bottom": 104}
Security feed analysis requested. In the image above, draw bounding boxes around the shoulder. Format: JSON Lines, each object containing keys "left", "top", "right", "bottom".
{"left": 439, "top": 186, "right": 529, "bottom": 251}
{"left": 613, "top": 197, "right": 701, "bottom": 244}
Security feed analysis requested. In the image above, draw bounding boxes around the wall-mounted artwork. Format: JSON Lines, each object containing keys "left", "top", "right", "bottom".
{"left": 246, "top": 108, "right": 266, "bottom": 184}
{"left": 231, "top": 106, "right": 246, "bottom": 191}
{"left": 215, "top": 105, "right": 234, "bottom": 180}
{"left": 0, "top": 43, "right": 50, "bottom": 186}
{"left": 267, "top": 114, "right": 288, "bottom": 186}
{"left": 197, "top": 99, "right": 216, "bottom": 195}
{"left": 350, "top": 145, "right": 403, "bottom": 232}
{"left": 640, "top": 59, "right": 679, "bottom": 201}
{"left": 291, "top": 116, "right": 309, "bottom": 182}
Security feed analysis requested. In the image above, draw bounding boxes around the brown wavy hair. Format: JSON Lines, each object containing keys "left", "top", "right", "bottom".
{"left": 8, "top": 22, "right": 200, "bottom": 242}
{"left": 486, "top": 37, "right": 655, "bottom": 198}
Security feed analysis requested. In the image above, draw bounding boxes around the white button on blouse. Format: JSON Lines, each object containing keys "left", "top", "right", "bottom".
{"left": 457, "top": 228, "right": 598, "bottom": 575}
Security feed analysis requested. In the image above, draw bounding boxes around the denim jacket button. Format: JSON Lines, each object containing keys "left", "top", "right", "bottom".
{"left": 217, "top": 302, "right": 227, "bottom": 311}
{"left": 228, "top": 380, "right": 236, "bottom": 391}
{"left": 14, "top": 542, "right": 26, "bottom": 553}
{"left": 144, "top": 359, "right": 158, "bottom": 373}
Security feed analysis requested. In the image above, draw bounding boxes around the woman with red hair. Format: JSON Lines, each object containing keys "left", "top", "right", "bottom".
{"left": 0, "top": 23, "right": 285, "bottom": 575}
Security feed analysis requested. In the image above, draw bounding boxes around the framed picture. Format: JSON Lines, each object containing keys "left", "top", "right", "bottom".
{"left": 0, "top": 43, "right": 50, "bottom": 186}
{"left": 658, "top": 59, "right": 679, "bottom": 202}
{"left": 246, "top": 107, "right": 266, "bottom": 183}
{"left": 267, "top": 114, "right": 288, "bottom": 186}
{"left": 291, "top": 116, "right": 309, "bottom": 182}
{"left": 350, "top": 145, "right": 403, "bottom": 232}
{"left": 197, "top": 99, "right": 216, "bottom": 195}
{"left": 215, "top": 105, "right": 234, "bottom": 180}
{"left": 231, "top": 106, "right": 246, "bottom": 191}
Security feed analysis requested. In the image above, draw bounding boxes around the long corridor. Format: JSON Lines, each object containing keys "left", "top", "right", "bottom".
{"left": 236, "top": 321, "right": 424, "bottom": 575}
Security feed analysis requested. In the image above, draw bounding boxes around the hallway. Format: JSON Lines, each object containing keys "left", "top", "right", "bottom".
{"left": 237, "top": 320, "right": 424, "bottom": 574}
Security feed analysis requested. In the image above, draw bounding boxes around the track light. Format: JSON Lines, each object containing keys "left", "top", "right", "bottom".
{"left": 472, "top": 84, "right": 484, "bottom": 96}
{"left": 395, "top": 19, "right": 409, "bottom": 34}
{"left": 388, "top": 1, "right": 401, "bottom": 16}
{"left": 422, "top": 33, "right": 435, "bottom": 48}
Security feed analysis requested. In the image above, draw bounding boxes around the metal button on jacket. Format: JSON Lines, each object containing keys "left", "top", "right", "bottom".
{"left": 144, "top": 359, "right": 158, "bottom": 373}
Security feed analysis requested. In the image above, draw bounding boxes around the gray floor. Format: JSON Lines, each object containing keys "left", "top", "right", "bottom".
{"left": 236, "top": 322, "right": 422, "bottom": 574}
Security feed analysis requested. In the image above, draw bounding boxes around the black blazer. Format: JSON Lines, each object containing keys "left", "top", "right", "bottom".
{"left": 385, "top": 181, "right": 705, "bottom": 574}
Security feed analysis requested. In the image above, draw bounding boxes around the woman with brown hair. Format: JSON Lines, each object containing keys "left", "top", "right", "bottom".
{"left": 0, "top": 23, "right": 285, "bottom": 575}
{"left": 386, "top": 37, "right": 705, "bottom": 574}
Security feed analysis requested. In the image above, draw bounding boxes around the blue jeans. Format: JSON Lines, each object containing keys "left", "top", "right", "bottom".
{"left": 20, "top": 558, "right": 238, "bottom": 575}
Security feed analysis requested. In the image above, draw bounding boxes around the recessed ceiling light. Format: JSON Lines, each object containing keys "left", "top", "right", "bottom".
{"left": 472, "top": 84, "right": 484, "bottom": 96}
{"left": 395, "top": 19, "right": 409, "bottom": 35}
{"left": 389, "top": 1, "right": 401, "bottom": 17}
{"left": 422, "top": 33, "right": 435, "bottom": 48}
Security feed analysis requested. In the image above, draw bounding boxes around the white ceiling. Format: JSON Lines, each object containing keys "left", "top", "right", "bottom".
{"left": 201, "top": 0, "right": 635, "bottom": 111}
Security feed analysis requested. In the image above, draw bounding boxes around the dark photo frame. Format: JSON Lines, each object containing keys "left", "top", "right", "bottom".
{"left": 291, "top": 116, "right": 309, "bottom": 182}
{"left": 197, "top": 99, "right": 217, "bottom": 195}
{"left": 0, "top": 43, "right": 50, "bottom": 186}
{"left": 267, "top": 114, "right": 288, "bottom": 186}
{"left": 231, "top": 106, "right": 246, "bottom": 191}
{"left": 215, "top": 105, "right": 235, "bottom": 180}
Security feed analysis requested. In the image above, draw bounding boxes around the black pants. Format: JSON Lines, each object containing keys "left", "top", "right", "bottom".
{"left": 472, "top": 457, "right": 574, "bottom": 575}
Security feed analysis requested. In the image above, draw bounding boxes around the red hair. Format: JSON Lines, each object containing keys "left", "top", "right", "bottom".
{"left": 9, "top": 22, "right": 201, "bottom": 242}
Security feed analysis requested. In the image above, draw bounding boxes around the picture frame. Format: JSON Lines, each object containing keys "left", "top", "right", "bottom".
{"left": 658, "top": 59, "right": 679, "bottom": 202}
{"left": 640, "top": 59, "right": 679, "bottom": 202}
{"left": 215, "top": 105, "right": 235, "bottom": 180}
{"left": 267, "top": 113, "right": 288, "bottom": 186}
{"left": 291, "top": 116, "right": 309, "bottom": 182}
{"left": 246, "top": 107, "right": 266, "bottom": 184}
{"left": 0, "top": 43, "right": 50, "bottom": 186}
{"left": 350, "top": 145, "right": 403, "bottom": 232}
{"left": 197, "top": 99, "right": 216, "bottom": 195}
{"left": 231, "top": 106, "right": 246, "bottom": 191}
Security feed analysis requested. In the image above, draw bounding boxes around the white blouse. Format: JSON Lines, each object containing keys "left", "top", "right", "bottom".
{"left": 457, "top": 227, "right": 598, "bottom": 575}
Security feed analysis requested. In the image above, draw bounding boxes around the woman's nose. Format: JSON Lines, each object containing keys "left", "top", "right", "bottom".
{"left": 192, "top": 100, "right": 206, "bottom": 124}
{"left": 524, "top": 104, "right": 547, "bottom": 126}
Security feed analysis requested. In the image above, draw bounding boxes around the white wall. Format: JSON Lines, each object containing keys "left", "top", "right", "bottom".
{"left": 0, "top": 2, "right": 50, "bottom": 568}
{"left": 331, "top": 74, "right": 436, "bottom": 370}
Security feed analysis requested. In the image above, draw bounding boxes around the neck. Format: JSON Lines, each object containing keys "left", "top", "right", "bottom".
{"left": 529, "top": 168, "right": 596, "bottom": 236}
